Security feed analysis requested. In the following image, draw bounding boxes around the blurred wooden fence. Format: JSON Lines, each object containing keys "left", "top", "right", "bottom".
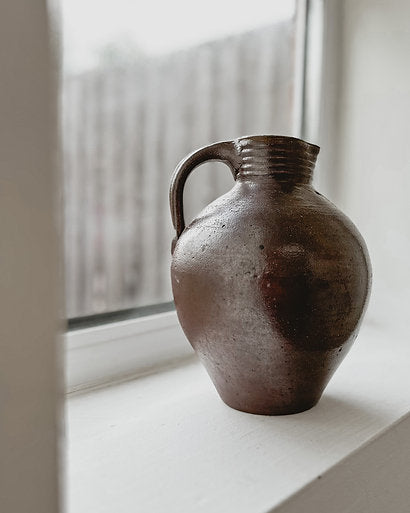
{"left": 62, "top": 21, "right": 299, "bottom": 318}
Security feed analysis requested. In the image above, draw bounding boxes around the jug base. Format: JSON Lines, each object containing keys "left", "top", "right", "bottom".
{"left": 218, "top": 394, "right": 321, "bottom": 416}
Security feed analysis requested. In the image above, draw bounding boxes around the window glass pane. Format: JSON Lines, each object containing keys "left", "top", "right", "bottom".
{"left": 62, "top": 0, "right": 302, "bottom": 318}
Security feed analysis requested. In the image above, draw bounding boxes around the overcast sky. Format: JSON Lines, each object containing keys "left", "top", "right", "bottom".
{"left": 62, "top": 0, "right": 295, "bottom": 73}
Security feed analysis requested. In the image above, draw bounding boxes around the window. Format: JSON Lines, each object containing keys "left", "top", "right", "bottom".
{"left": 61, "top": 0, "right": 307, "bottom": 320}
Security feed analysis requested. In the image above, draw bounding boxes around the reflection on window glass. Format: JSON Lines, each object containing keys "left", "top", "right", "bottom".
{"left": 62, "top": 0, "right": 302, "bottom": 318}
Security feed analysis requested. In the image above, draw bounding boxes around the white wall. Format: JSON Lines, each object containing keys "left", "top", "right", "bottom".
{"left": 318, "top": 0, "right": 410, "bottom": 333}
{"left": 0, "top": 1, "right": 62, "bottom": 512}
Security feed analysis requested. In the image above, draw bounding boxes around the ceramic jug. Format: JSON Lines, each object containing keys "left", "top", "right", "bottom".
{"left": 170, "top": 135, "right": 371, "bottom": 415}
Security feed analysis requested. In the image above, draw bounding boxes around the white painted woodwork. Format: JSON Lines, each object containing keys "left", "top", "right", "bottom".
{"left": 66, "top": 322, "right": 410, "bottom": 513}
{"left": 0, "top": 1, "right": 62, "bottom": 512}
{"left": 65, "top": 311, "right": 193, "bottom": 393}
{"left": 317, "top": 0, "right": 410, "bottom": 333}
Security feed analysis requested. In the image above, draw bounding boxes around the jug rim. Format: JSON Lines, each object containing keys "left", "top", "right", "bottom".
{"left": 235, "top": 134, "right": 320, "bottom": 153}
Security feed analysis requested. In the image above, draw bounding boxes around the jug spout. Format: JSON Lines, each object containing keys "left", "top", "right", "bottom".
{"left": 235, "top": 135, "right": 320, "bottom": 184}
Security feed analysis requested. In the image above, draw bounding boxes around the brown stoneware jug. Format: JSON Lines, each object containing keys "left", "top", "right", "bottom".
{"left": 169, "top": 135, "right": 371, "bottom": 415}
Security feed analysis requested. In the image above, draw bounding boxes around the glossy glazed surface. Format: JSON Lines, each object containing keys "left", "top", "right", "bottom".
{"left": 170, "top": 136, "right": 371, "bottom": 415}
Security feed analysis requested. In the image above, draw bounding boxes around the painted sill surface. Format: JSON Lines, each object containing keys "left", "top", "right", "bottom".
{"left": 66, "top": 322, "right": 410, "bottom": 513}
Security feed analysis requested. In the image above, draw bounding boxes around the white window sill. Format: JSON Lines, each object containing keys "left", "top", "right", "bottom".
{"left": 66, "top": 322, "right": 410, "bottom": 513}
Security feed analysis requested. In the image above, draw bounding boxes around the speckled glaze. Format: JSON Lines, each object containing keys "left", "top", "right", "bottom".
{"left": 170, "top": 135, "right": 371, "bottom": 415}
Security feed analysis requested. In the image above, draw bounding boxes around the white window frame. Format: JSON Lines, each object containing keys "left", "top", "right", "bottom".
{"left": 65, "top": 310, "right": 194, "bottom": 392}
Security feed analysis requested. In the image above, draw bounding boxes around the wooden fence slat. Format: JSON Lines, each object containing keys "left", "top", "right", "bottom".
{"left": 102, "top": 71, "right": 120, "bottom": 312}
{"left": 90, "top": 71, "right": 107, "bottom": 313}
{"left": 139, "top": 59, "right": 162, "bottom": 305}
{"left": 120, "top": 66, "right": 143, "bottom": 308}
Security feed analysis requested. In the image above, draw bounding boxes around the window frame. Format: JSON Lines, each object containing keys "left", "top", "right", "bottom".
{"left": 65, "top": 310, "right": 194, "bottom": 392}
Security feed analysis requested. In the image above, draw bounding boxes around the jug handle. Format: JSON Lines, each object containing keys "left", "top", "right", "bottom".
{"left": 169, "top": 140, "right": 241, "bottom": 253}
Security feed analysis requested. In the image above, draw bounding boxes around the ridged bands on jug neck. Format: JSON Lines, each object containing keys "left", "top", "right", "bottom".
{"left": 235, "top": 135, "right": 320, "bottom": 184}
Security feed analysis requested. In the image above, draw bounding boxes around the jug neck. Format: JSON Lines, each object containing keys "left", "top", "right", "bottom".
{"left": 235, "top": 135, "right": 319, "bottom": 185}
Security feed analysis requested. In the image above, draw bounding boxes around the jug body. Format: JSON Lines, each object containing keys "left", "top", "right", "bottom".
{"left": 170, "top": 136, "right": 371, "bottom": 415}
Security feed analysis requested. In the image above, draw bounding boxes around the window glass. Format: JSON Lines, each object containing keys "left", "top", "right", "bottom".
{"left": 62, "top": 0, "right": 302, "bottom": 318}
